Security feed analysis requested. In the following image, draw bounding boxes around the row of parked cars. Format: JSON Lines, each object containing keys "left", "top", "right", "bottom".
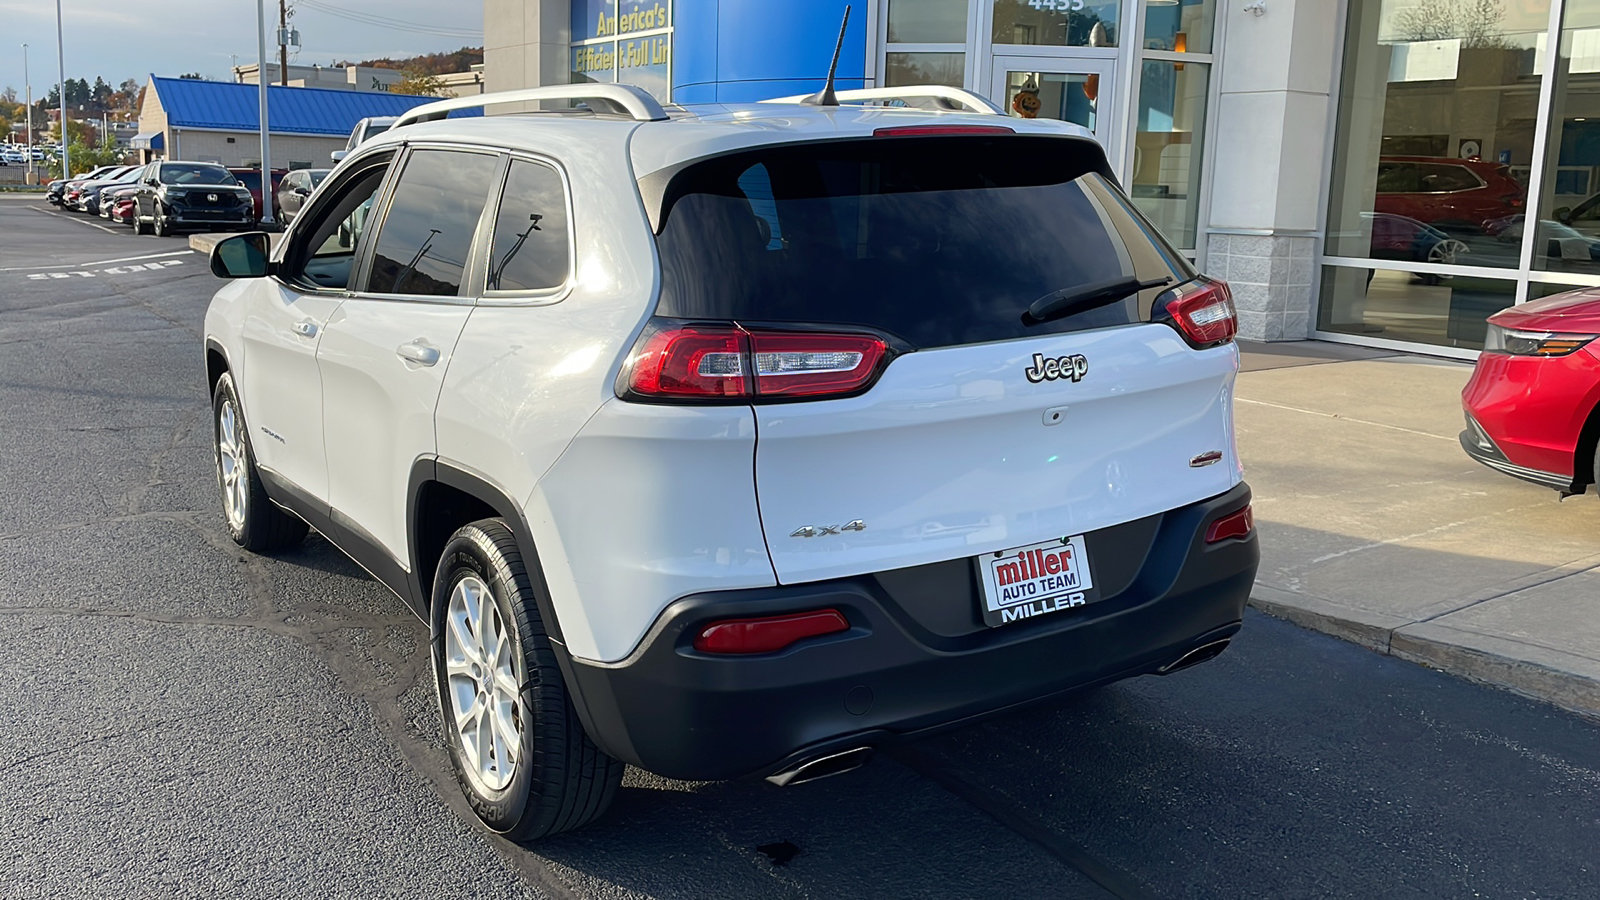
{"left": 46, "top": 160, "right": 328, "bottom": 235}
{"left": 1, "top": 144, "right": 54, "bottom": 165}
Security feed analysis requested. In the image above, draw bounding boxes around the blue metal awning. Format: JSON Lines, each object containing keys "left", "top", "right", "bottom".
{"left": 131, "top": 131, "right": 164, "bottom": 150}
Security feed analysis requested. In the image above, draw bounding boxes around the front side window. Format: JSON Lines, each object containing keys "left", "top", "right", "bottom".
{"left": 487, "top": 160, "right": 571, "bottom": 292}
{"left": 281, "top": 154, "right": 394, "bottom": 292}
{"left": 365, "top": 149, "right": 500, "bottom": 297}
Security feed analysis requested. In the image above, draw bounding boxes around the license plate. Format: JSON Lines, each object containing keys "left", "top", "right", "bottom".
{"left": 977, "top": 535, "right": 1096, "bottom": 627}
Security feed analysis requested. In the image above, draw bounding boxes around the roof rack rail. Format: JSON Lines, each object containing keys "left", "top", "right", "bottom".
{"left": 391, "top": 84, "right": 669, "bottom": 130}
{"left": 761, "top": 86, "right": 1003, "bottom": 115}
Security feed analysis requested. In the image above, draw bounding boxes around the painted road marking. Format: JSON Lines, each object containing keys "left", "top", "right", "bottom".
{"left": 27, "top": 205, "right": 121, "bottom": 234}
{"left": 24, "top": 259, "right": 185, "bottom": 280}
{"left": 0, "top": 249, "right": 194, "bottom": 273}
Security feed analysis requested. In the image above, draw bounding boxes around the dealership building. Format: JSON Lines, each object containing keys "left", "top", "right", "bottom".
{"left": 482, "top": 0, "right": 1600, "bottom": 356}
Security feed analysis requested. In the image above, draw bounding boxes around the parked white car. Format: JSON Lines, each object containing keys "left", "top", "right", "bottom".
{"left": 203, "top": 83, "right": 1258, "bottom": 838}
{"left": 329, "top": 115, "right": 397, "bottom": 163}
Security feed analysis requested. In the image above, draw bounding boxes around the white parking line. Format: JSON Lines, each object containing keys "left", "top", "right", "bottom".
{"left": 0, "top": 249, "right": 195, "bottom": 273}
{"left": 27, "top": 204, "right": 123, "bottom": 234}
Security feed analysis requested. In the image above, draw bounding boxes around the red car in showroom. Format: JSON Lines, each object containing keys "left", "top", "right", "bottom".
{"left": 1462, "top": 290, "right": 1600, "bottom": 495}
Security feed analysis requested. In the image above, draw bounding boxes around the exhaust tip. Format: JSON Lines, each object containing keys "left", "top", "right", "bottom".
{"left": 1157, "top": 638, "right": 1231, "bottom": 675}
{"left": 766, "top": 746, "right": 873, "bottom": 787}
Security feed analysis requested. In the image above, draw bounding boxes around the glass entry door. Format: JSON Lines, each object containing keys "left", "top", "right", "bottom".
{"left": 991, "top": 57, "right": 1117, "bottom": 150}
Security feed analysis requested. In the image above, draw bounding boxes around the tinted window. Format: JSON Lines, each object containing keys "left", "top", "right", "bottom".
{"left": 1374, "top": 162, "right": 1419, "bottom": 194}
{"left": 365, "top": 150, "right": 498, "bottom": 297}
{"left": 284, "top": 156, "right": 393, "bottom": 291}
{"left": 1417, "top": 164, "right": 1482, "bottom": 193}
{"left": 309, "top": 170, "right": 329, "bottom": 187}
{"left": 653, "top": 137, "right": 1189, "bottom": 349}
{"left": 234, "top": 171, "right": 262, "bottom": 192}
{"left": 159, "top": 163, "right": 237, "bottom": 185}
{"left": 487, "top": 160, "right": 570, "bottom": 292}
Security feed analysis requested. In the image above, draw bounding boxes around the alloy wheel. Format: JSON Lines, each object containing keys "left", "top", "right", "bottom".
{"left": 216, "top": 398, "right": 248, "bottom": 530}
{"left": 443, "top": 575, "right": 524, "bottom": 793}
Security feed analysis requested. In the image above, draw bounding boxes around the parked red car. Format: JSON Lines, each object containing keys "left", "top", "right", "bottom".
{"left": 1375, "top": 156, "right": 1526, "bottom": 233}
{"left": 227, "top": 167, "right": 287, "bottom": 222}
{"left": 1462, "top": 290, "right": 1600, "bottom": 494}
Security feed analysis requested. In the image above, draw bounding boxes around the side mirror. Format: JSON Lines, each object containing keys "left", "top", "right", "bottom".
{"left": 294, "top": 186, "right": 311, "bottom": 196}
{"left": 330, "top": 150, "right": 348, "bottom": 163}
{"left": 1555, "top": 206, "right": 1573, "bottom": 223}
{"left": 210, "top": 232, "right": 274, "bottom": 279}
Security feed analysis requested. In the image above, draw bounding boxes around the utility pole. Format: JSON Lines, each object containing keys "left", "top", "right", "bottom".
{"left": 22, "top": 42, "right": 33, "bottom": 183}
{"left": 279, "top": 0, "right": 289, "bottom": 86}
{"left": 257, "top": 0, "right": 275, "bottom": 225}
{"left": 55, "top": 0, "right": 67, "bottom": 180}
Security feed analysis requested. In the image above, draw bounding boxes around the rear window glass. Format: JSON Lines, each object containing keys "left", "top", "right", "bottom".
{"left": 653, "top": 136, "right": 1190, "bottom": 350}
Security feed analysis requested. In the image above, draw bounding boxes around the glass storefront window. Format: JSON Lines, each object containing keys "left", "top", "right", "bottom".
{"left": 887, "top": 0, "right": 968, "bottom": 44}
{"left": 1132, "top": 60, "right": 1208, "bottom": 250}
{"left": 993, "top": 0, "right": 1119, "bottom": 48}
{"left": 885, "top": 52, "right": 966, "bottom": 87}
{"left": 999, "top": 70, "right": 1098, "bottom": 130}
{"left": 1143, "top": 0, "right": 1216, "bottom": 55}
{"left": 1318, "top": 265, "right": 1515, "bottom": 349}
{"left": 1530, "top": 280, "right": 1597, "bottom": 300}
{"left": 1325, "top": 0, "right": 1548, "bottom": 273}
{"left": 1532, "top": 1, "right": 1600, "bottom": 278}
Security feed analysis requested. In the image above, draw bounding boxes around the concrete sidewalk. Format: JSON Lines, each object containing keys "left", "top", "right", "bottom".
{"left": 1237, "top": 340, "right": 1600, "bottom": 719}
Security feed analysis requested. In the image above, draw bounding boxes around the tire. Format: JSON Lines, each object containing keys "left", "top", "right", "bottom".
{"left": 211, "top": 372, "right": 308, "bottom": 553}
{"left": 430, "top": 520, "right": 623, "bottom": 840}
{"left": 153, "top": 203, "right": 171, "bottom": 237}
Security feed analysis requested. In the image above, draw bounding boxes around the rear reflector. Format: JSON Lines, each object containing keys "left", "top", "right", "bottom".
{"left": 872, "top": 125, "right": 1017, "bottom": 137}
{"left": 1205, "top": 506, "right": 1254, "bottom": 544}
{"left": 1161, "top": 277, "right": 1238, "bottom": 348}
{"left": 693, "top": 609, "right": 851, "bottom": 655}
{"left": 622, "top": 319, "right": 891, "bottom": 402}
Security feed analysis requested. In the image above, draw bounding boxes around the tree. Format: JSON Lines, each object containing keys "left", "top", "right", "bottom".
{"left": 391, "top": 69, "right": 446, "bottom": 97}
{"left": 1393, "top": 0, "right": 1511, "bottom": 49}
{"left": 2, "top": 86, "right": 15, "bottom": 105}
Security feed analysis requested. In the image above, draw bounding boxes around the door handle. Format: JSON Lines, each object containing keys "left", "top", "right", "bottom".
{"left": 396, "top": 340, "right": 440, "bottom": 366}
{"left": 291, "top": 319, "right": 318, "bottom": 338}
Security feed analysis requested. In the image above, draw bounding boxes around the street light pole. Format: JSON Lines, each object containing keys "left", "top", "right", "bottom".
{"left": 256, "top": 0, "right": 275, "bottom": 225}
{"left": 22, "top": 43, "right": 33, "bottom": 183}
{"left": 55, "top": 0, "right": 67, "bottom": 180}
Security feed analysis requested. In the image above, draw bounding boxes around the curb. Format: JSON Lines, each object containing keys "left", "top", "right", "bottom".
{"left": 1248, "top": 585, "right": 1600, "bottom": 722}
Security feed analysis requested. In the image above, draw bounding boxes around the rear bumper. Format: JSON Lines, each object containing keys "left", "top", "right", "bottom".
{"left": 563, "top": 482, "right": 1259, "bottom": 781}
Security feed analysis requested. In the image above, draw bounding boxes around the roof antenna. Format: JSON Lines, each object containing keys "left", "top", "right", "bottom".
{"left": 804, "top": 5, "right": 851, "bottom": 107}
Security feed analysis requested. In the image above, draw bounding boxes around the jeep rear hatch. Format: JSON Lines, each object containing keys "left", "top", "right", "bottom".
{"left": 642, "top": 135, "right": 1241, "bottom": 584}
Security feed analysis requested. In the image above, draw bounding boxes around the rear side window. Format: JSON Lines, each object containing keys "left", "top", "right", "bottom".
{"left": 487, "top": 159, "right": 571, "bottom": 292}
{"left": 653, "top": 136, "right": 1189, "bottom": 349}
{"left": 366, "top": 149, "right": 499, "bottom": 297}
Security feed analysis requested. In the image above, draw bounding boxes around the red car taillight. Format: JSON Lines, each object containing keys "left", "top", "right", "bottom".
{"left": 1205, "top": 505, "right": 1254, "bottom": 543}
{"left": 621, "top": 320, "right": 891, "bottom": 402}
{"left": 692, "top": 609, "right": 850, "bottom": 654}
{"left": 1159, "top": 277, "right": 1238, "bottom": 348}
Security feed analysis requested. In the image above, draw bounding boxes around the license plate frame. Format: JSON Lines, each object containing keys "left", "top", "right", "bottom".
{"left": 976, "top": 535, "right": 1097, "bottom": 627}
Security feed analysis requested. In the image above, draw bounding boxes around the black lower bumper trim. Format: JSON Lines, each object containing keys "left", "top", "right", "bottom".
{"left": 563, "top": 483, "right": 1260, "bottom": 782}
{"left": 1459, "top": 430, "right": 1574, "bottom": 492}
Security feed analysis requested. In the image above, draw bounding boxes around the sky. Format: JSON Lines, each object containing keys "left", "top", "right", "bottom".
{"left": 0, "top": 0, "right": 484, "bottom": 97}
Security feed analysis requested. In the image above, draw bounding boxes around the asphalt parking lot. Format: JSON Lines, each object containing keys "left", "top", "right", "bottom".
{"left": 3, "top": 193, "right": 1599, "bottom": 899}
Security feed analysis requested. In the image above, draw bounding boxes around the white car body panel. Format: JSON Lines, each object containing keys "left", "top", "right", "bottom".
{"left": 525, "top": 400, "right": 776, "bottom": 663}
{"left": 319, "top": 298, "right": 475, "bottom": 565}
{"left": 435, "top": 120, "right": 659, "bottom": 511}
{"left": 234, "top": 281, "right": 342, "bottom": 502}
{"left": 752, "top": 327, "right": 1241, "bottom": 585}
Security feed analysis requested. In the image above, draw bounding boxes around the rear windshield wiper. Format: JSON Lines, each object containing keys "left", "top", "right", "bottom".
{"left": 1021, "top": 275, "right": 1173, "bottom": 327}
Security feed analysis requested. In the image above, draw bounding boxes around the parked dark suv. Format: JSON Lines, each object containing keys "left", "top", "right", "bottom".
{"left": 131, "top": 161, "right": 255, "bottom": 236}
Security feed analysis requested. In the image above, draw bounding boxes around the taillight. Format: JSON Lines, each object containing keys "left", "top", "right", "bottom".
{"left": 621, "top": 320, "right": 891, "bottom": 402}
{"left": 1159, "top": 277, "right": 1238, "bottom": 348}
{"left": 692, "top": 609, "right": 850, "bottom": 654}
{"left": 624, "top": 323, "right": 750, "bottom": 398}
{"left": 1205, "top": 505, "right": 1254, "bottom": 543}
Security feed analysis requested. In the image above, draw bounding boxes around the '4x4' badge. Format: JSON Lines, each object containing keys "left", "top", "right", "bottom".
{"left": 1024, "top": 353, "right": 1089, "bottom": 384}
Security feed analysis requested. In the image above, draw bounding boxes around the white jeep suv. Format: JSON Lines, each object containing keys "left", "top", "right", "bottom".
{"left": 203, "top": 84, "right": 1259, "bottom": 839}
